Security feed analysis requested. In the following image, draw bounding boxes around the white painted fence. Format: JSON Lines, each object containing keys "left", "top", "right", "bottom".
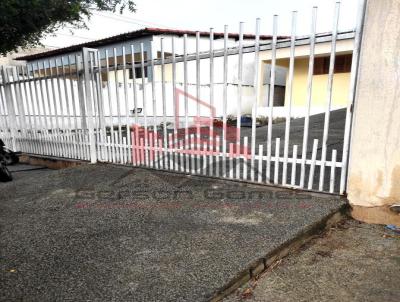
{"left": 0, "top": 1, "right": 366, "bottom": 194}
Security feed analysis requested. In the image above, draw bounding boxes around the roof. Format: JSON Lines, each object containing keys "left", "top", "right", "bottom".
{"left": 16, "top": 27, "right": 287, "bottom": 61}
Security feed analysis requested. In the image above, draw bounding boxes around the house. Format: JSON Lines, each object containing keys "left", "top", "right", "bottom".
{"left": 14, "top": 27, "right": 280, "bottom": 126}
{"left": 257, "top": 31, "right": 355, "bottom": 118}
{"left": 14, "top": 27, "right": 355, "bottom": 126}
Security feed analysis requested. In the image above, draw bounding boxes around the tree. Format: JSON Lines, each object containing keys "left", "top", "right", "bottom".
{"left": 0, "top": 0, "right": 136, "bottom": 55}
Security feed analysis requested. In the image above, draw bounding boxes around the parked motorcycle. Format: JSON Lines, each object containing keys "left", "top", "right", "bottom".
{"left": 0, "top": 139, "right": 18, "bottom": 182}
{"left": 0, "top": 161, "right": 12, "bottom": 182}
{"left": 0, "top": 139, "right": 19, "bottom": 165}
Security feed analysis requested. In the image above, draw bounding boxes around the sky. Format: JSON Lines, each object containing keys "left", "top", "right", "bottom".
{"left": 42, "top": 0, "right": 361, "bottom": 49}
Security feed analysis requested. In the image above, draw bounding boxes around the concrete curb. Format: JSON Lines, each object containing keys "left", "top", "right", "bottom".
{"left": 18, "top": 153, "right": 88, "bottom": 170}
{"left": 209, "top": 204, "right": 349, "bottom": 301}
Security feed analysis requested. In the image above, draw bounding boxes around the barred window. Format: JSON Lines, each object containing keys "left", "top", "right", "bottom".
{"left": 313, "top": 54, "right": 352, "bottom": 75}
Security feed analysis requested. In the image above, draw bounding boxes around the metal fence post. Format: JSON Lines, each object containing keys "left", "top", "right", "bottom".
{"left": 1, "top": 67, "right": 18, "bottom": 151}
{"left": 76, "top": 55, "right": 87, "bottom": 130}
{"left": 82, "top": 48, "right": 97, "bottom": 164}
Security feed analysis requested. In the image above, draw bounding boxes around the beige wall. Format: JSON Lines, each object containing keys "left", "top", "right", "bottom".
{"left": 272, "top": 57, "right": 351, "bottom": 109}
{"left": 348, "top": 0, "right": 400, "bottom": 207}
{"left": 258, "top": 39, "right": 353, "bottom": 108}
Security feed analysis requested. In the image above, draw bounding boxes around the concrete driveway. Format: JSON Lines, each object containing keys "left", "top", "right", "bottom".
{"left": 0, "top": 164, "right": 345, "bottom": 301}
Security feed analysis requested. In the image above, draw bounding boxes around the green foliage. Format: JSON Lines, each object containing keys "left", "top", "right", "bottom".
{"left": 0, "top": 0, "right": 136, "bottom": 55}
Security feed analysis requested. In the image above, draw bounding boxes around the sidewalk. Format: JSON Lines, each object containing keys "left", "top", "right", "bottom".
{"left": 225, "top": 219, "right": 400, "bottom": 302}
{"left": 0, "top": 164, "right": 346, "bottom": 301}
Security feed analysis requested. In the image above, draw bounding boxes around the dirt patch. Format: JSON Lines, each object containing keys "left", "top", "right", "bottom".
{"left": 225, "top": 219, "right": 400, "bottom": 302}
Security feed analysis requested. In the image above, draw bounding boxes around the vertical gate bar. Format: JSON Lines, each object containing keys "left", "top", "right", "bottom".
{"left": 82, "top": 48, "right": 98, "bottom": 163}
{"left": 76, "top": 55, "right": 87, "bottom": 130}
{"left": 107, "top": 134, "right": 111, "bottom": 162}
{"left": 171, "top": 37, "right": 178, "bottom": 171}
{"left": 96, "top": 51, "right": 107, "bottom": 161}
{"left": 291, "top": 144, "right": 298, "bottom": 186}
{"left": 61, "top": 57, "right": 72, "bottom": 131}
{"left": 148, "top": 42, "right": 158, "bottom": 168}
{"left": 202, "top": 142, "right": 207, "bottom": 175}
{"left": 243, "top": 136, "right": 248, "bottom": 180}
{"left": 183, "top": 34, "right": 189, "bottom": 173}
{"left": 6, "top": 70, "right": 20, "bottom": 151}
{"left": 36, "top": 62, "right": 49, "bottom": 131}
{"left": 122, "top": 46, "right": 132, "bottom": 164}
{"left": 222, "top": 25, "right": 229, "bottom": 177}
{"left": 48, "top": 59, "right": 60, "bottom": 155}
{"left": 20, "top": 67, "right": 33, "bottom": 151}
{"left": 13, "top": 67, "right": 26, "bottom": 152}
{"left": 149, "top": 132, "right": 154, "bottom": 168}
{"left": 54, "top": 59, "right": 65, "bottom": 131}
{"left": 113, "top": 47, "right": 123, "bottom": 163}
{"left": 89, "top": 52, "right": 99, "bottom": 161}
{"left": 139, "top": 136, "right": 144, "bottom": 165}
{"left": 139, "top": 43, "right": 149, "bottom": 167}
{"left": 130, "top": 45, "right": 139, "bottom": 166}
{"left": 282, "top": 11, "right": 297, "bottom": 186}
{"left": 0, "top": 85, "right": 9, "bottom": 136}
{"left": 13, "top": 67, "right": 27, "bottom": 132}
{"left": 300, "top": 6, "right": 317, "bottom": 188}
{"left": 215, "top": 135, "right": 220, "bottom": 177}
{"left": 48, "top": 59, "right": 59, "bottom": 131}
{"left": 250, "top": 18, "right": 261, "bottom": 182}
{"left": 161, "top": 38, "right": 168, "bottom": 170}
{"left": 105, "top": 50, "right": 116, "bottom": 163}
{"left": 340, "top": 0, "right": 367, "bottom": 194}
{"left": 26, "top": 65, "right": 39, "bottom": 153}
{"left": 21, "top": 66, "right": 31, "bottom": 152}
{"left": 266, "top": 15, "right": 278, "bottom": 183}
{"left": 236, "top": 22, "right": 244, "bottom": 180}
{"left": 329, "top": 149, "right": 337, "bottom": 193}
{"left": 179, "top": 140, "right": 184, "bottom": 172}
{"left": 95, "top": 52, "right": 103, "bottom": 160}
{"left": 55, "top": 59, "right": 63, "bottom": 157}
{"left": 274, "top": 137, "right": 280, "bottom": 184}
{"left": 68, "top": 56, "right": 78, "bottom": 158}
{"left": 38, "top": 61, "right": 52, "bottom": 134}
{"left": 319, "top": 2, "right": 340, "bottom": 191}
{"left": 68, "top": 55, "right": 79, "bottom": 131}
{"left": 258, "top": 144, "right": 264, "bottom": 183}
{"left": 195, "top": 32, "right": 201, "bottom": 173}
{"left": 168, "top": 133, "right": 174, "bottom": 170}
{"left": 3, "top": 68, "right": 18, "bottom": 151}
{"left": 307, "top": 139, "right": 319, "bottom": 190}
{"left": 29, "top": 64, "right": 40, "bottom": 132}
{"left": 208, "top": 28, "right": 214, "bottom": 177}
{"left": 229, "top": 143, "right": 234, "bottom": 179}
{"left": 190, "top": 134, "right": 195, "bottom": 174}
{"left": 114, "top": 131, "right": 119, "bottom": 162}
{"left": 24, "top": 65, "right": 36, "bottom": 130}
{"left": 40, "top": 62, "right": 52, "bottom": 132}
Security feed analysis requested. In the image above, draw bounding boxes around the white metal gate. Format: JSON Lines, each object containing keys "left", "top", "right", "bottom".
{"left": 0, "top": 1, "right": 366, "bottom": 194}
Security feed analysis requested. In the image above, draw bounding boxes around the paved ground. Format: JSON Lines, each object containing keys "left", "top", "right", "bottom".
{"left": 0, "top": 164, "right": 345, "bottom": 302}
{"left": 240, "top": 108, "right": 346, "bottom": 192}
{"left": 225, "top": 219, "right": 400, "bottom": 302}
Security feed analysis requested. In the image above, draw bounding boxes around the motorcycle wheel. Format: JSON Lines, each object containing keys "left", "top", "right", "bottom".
{"left": 0, "top": 163, "right": 12, "bottom": 182}
{"left": 2, "top": 152, "right": 19, "bottom": 165}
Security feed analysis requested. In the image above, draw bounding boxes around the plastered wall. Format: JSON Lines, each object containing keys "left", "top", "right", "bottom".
{"left": 347, "top": 0, "right": 400, "bottom": 207}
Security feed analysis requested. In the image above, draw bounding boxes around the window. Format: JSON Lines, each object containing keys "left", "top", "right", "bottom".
{"left": 156, "top": 51, "right": 172, "bottom": 59}
{"left": 313, "top": 54, "right": 352, "bottom": 75}
{"left": 129, "top": 67, "right": 148, "bottom": 79}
